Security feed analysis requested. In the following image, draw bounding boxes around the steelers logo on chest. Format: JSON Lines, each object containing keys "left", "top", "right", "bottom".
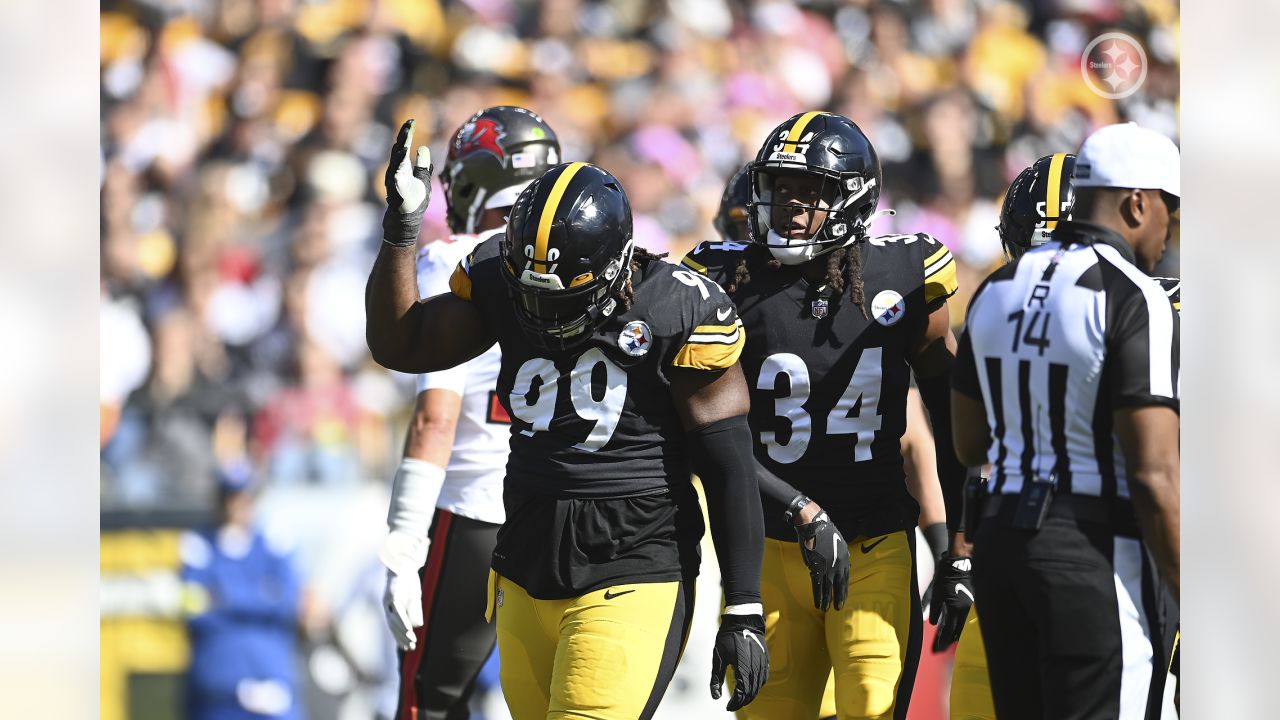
{"left": 871, "top": 290, "right": 906, "bottom": 326}
{"left": 618, "top": 320, "right": 653, "bottom": 356}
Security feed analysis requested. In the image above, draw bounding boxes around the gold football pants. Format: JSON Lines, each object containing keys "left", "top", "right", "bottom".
{"left": 949, "top": 605, "right": 995, "bottom": 720}
{"left": 737, "top": 532, "right": 922, "bottom": 720}
{"left": 488, "top": 572, "right": 692, "bottom": 720}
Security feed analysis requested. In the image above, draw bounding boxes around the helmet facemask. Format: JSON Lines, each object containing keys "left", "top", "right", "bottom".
{"left": 501, "top": 237, "right": 635, "bottom": 353}
{"left": 748, "top": 164, "right": 877, "bottom": 266}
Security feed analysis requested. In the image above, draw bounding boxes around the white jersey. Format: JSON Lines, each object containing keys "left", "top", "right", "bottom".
{"left": 953, "top": 222, "right": 1179, "bottom": 501}
{"left": 415, "top": 230, "right": 508, "bottom": 524}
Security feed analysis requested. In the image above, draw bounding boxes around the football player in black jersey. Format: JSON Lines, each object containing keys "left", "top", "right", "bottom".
{"left": 682, "top": 111, "right": 970, "bottom": 719}
{"left": 366, "top": 120, "right": 769, "bottom": 718}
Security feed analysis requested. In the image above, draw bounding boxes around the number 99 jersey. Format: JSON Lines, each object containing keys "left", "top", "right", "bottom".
{"left": 450, "top": 235, "right": 745, "bottom": 500}
{"left": 681, "top": 234, "right": 958, "bottom": 539}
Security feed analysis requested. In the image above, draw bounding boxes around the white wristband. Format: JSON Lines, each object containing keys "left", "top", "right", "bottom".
{"left": 723, "top": 603, "right": 764, "bottom": 617}
{"left": 381, "top": 458, "right": 444, "bottom": 572}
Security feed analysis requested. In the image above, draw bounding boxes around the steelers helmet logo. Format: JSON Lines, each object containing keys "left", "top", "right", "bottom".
{"left": 618, "top": 320, "right": 653, "bottom": 357}
{"left": 871, "top": 290, "right": 906, "bottom": 326}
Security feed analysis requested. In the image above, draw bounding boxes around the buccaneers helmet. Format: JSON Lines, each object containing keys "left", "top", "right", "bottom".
{"left": 998, "top": 152, "right": 1076, "bottom": 260}
{"left": 442, "top": 106, "right": 561, "bottom": 234}
{"left": 713, "top": 164, "right": 751, "bottom": 242}
{"left": 501, "top": 162, "right": 635, "bottom": 351}
{"left": 748, "top": 111, "right": 882, "bottom": 265}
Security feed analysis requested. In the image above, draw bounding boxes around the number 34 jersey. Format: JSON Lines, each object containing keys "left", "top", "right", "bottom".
{"left": 449, "top": 235, "right": 745, "bottom": 501}
{"left": 682, "top": 234, "right": 958, "bottom": 538}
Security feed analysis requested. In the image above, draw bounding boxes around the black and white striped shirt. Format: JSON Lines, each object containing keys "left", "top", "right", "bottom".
{"left": 953, "top": 221, "right": 1179, "bottom": 500}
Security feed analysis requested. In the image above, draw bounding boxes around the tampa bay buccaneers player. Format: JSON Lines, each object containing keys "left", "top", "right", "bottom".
{"left": 380, "top": 106, "right": 560, "bottom": 720}
{"left": 682, "top": 111, "right": 971, "bottom": 720}
{"left": 367, "top": 121, "right": 770, "bottom": 718}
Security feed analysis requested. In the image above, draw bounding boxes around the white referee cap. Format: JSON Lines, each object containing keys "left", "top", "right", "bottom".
{"left": 1072, "top": 122, "right": 1180, "bottom": 198}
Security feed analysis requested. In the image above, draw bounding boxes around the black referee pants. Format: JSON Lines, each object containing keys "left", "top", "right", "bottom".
{"left": 972, "top": 508, "right": 1178, "bottom": 720}
{"left": 395, "top": 509, "right": 501, "bottom": 720}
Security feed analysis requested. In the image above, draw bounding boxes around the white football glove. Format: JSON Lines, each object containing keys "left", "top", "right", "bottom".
{"left": 379, "top": 459, "right": 445, "bottom": 651}
{"left": 383, "top": 552, "right": 424, "bottom": 652}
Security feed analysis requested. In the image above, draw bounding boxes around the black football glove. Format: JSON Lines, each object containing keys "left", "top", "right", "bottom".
{"left": 382, "top": 119, "right": 433, "bottom": 246}
{"left": 794, "top": 511, "right": 850, "bottom": 611}
{"left": 929, "top": 553, "right": 974, "bottom": 652}
{"left": 710, "top": 613, "right": 769, "bottom": 711}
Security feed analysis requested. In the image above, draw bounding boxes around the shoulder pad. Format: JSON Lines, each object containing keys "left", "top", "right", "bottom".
{"left": 448, "top": 234, "right": 504, "bottom": 302}
{"left": 637, "top": 263, "right": 743, "bottom": 371}
{"left": 679, "top": 239, "right": 748, "bottom": 287}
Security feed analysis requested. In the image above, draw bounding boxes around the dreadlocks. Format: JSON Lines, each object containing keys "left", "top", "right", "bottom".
{"left": 614, "top": 246, "right": 668, "bottom": 313}
{"left": 727, "top": 243, "right": 868, "bottom": 318}
{"left": 822, "top": 243, "right": 868, "bottom": 319}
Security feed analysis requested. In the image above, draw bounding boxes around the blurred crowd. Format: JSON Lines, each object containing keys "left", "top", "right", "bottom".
{"left": 100, "top": 0, "right": 1180, "bottom": 511}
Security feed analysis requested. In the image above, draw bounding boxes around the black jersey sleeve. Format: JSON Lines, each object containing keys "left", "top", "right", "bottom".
{"left": 1105, "top": 279, "right": 1180, "bottom": 411}
{"left": 663, "top": 265, "right": 745, "bottom": 372}
{"left": 679, "top": 239, "right": 749, "bottom": 290}
{"left": 447, "top": 234, "right": 503, "bottom": 302}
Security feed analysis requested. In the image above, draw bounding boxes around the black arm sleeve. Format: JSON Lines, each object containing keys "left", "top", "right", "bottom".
{"left": 689, "top": 414, "right": 764, "bottom": 607}
{"left": 755, "top": 456, "right": 804, "bottom": 524}
{"left": 917, "top": 370, "right": 967, "bottom": 533}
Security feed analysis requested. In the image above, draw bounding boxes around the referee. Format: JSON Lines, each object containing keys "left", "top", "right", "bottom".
{"left": 950, "top": 122, "right": 1181, "bottom": 719}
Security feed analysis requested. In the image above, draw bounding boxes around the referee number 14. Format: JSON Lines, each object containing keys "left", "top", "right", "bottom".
{"left": 1007, "top": 309, "right": 1052, "bottom": 356}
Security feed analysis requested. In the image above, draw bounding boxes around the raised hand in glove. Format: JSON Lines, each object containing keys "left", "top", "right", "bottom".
{"left": 794, "top": 510, "right": 850, "bottom": 611}
{"left": 710, "top": 613, "right": 769, "bottom": 711}
{"left": 929, "top": 553, "right": 974, "bottom": 652}
{"left": 383, "top": 119, "right": 434, "bottom": 247}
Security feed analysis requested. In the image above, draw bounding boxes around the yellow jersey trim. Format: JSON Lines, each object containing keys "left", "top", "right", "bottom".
{"left": 673, "top": 325, "right": 745, "bottom": 370}
{"left": 680, "top": 255, "right": 707, "bottom": 274}
{"left": 449, "top": 263, "right": 473, "bottom": 301}
{"left": 924, "top": 256, "right": 959, "bottom": 304}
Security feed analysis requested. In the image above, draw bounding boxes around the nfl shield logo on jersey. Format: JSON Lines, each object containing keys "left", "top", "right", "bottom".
{"left": 811, "top": 298, "right": 829, "bottom": 318}
{"left": 871, "top": 290, "right": 906, "bottom": 326}
{"left": 618, "top": 320, "right": 653, "bottom": 356}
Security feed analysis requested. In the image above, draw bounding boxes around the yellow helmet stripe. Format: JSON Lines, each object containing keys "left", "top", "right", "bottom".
{"left": 534, "top": 162, "right": 587, "bottom": 267}
{"left": 783, "top": 111, "right": 826, "bottom": 153}
{"left": 1044, "top": 152, "right": 1068, "bottom": 231}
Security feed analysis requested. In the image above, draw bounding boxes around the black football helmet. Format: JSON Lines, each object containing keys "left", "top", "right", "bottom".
{"left": 748, "top": 111, "right": 882, "bottom": 265}
{"left": 713, "top": 164, "right": 751, "bottom": 242}
{"left": 501, "top": 162, "right": 635, "bottom": 351}
{"left": 998, "top": 152, "right": 1076, "bottom": 260}
{"left": 442, "top": 106, "right": 561, "bottom": 235}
